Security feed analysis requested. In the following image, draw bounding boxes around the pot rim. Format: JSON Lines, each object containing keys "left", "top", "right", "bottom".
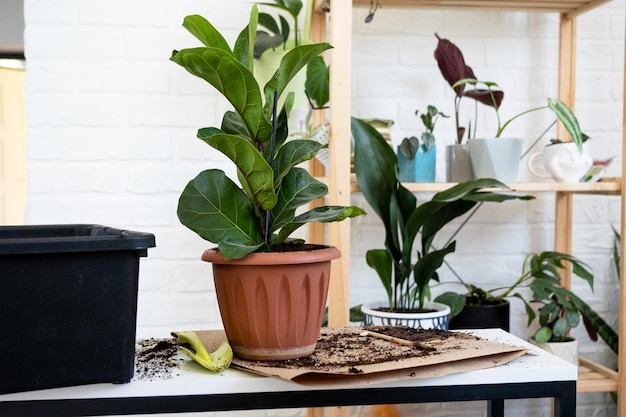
{"left": 202, "top": 244, "right": 341, "bottom": 265}
{"left": 530, "top": 336, "right": 577, "bottom": 345}
{"left": 361, "top": 301, "right": 451, "bottom": 319}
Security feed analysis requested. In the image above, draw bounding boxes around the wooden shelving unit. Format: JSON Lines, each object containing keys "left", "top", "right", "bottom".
{"left": 310, "top": 0, "right": 624, "bottom": 415}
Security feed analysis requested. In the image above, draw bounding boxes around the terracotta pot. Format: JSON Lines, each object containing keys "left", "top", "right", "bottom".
{"left": 361, "top": 301, "right": 451, "bottom": 330}
{"left": 202, "top": 245, "right": 341, "bottom": 361}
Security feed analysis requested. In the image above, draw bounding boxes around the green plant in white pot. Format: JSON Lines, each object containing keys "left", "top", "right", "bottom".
{"left": 436, "top": 251, "right": 619, "bottom": 342}
{"left": 351, "top": 116, "right": 533, "bottom": 329}
{"left": 171, "top": 6, "right": 365, "bottom": 361}
{"left": 525, "top": 252, "right": 618, "bottom": 365}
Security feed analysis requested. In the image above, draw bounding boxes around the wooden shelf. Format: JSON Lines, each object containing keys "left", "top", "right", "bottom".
{"left": 578, "top": 357, "right": 619, "bottom": 393}
{"left": 346, "top": 175, "right": 622, "bottom": 194}
{"left": 316, "top": 0, "right": 613, "bottom": 18}
{"left": 312, "top": 0, "right": 625, "bottom": 412}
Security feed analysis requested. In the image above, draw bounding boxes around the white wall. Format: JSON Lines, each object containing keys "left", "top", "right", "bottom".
{"left": 23, "top": 0, "right": 624, "bottom": 416}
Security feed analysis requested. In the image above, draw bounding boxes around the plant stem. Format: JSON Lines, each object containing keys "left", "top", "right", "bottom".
{"left": 264, "top": 91, "right": 279, "bottom": 244}
{"left": 496, "top": 105, "right": 547, "bottom": 137}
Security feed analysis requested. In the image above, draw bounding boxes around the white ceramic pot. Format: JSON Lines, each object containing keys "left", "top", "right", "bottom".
{"left": 530, "top": 337, "right": 578, "bottom": 366}
{"left": 361, "top": 301, "right": 451, "bottom": 330}
{"left": 468, "top": 138, "right": 524, "bottom": 182}
{"left": 527, "top": 142, "right": 592, "bottom": 183}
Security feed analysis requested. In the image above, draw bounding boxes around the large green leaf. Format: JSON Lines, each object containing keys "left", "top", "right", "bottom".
{"left": 412, "top": 242, "right": 456, "bottom": 307}
{"left": 219, "top": 112, "right": 251, "bottom": 139}
{"left": 273, "top": 139, "right": 325, "bottom": 186}
{"left": 182, "top": 15, "right": 232, "bottom": 52}
{"left": 432, "top": 178, "right": 509, "bottom": 201}
{"left": 352, "top": 117, "right": 397, "bottom": 230}
{"left": 177, "top": 169, "right": 261, "bottom": 259}
{"left": 274, "top": 205, "right": 366, "bottom": 245}
{"left": 263, "top": 43, "right": 333, "bottom": 118}
{"left": 270, "top": 167, "right": 328, "bottom": 232}
{"left": 305, "top": 56, "right": 330, "bottom": 108}
{"left": 366, "top": 249, "right": 393, "bottom": 308}
{"left": 548, "top": 98, "right": 584, "bottom": 152}
{"left": 232, "top": 8, "right": 257, "bottom": 71}
{"left": 170, "top": 47, "right": 272, "bottom": 143}
{"left": 197, "top": 132, "right": 277, "bottom": 213}
{"left": 434, "top": 291, "right": 466, "bottom": 317}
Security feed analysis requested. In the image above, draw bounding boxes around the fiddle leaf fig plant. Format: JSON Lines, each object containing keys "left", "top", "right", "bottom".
{"left": 171, "top": 6, "right": 365, "bottom": 260}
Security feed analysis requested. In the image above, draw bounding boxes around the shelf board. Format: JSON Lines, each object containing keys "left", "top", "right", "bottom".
{"left": 315, "top": 0, "right": 615, "bottom": 18}
{"left": 578, "top": 356, "right": 619, "bottom": 393}
{"left": 347, "top": 175, "right": 622, "bottom": 194}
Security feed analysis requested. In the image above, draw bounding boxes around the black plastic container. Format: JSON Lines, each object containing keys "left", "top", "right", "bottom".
{"left": 0, "top": 224, "right": 155, "bottom": 394}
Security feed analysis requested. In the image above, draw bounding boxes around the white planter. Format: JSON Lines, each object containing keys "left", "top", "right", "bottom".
{"left": 468, "top": 138, "right": 524, "bottom": 182}
{"left": 527, "top": 142, "right": 592, "bottom": 183}
{"left": 530, "top": 337, "right": 578, "bottom": 366}
{"left": 361, "top": 301, "right": 451, "bottom": 330}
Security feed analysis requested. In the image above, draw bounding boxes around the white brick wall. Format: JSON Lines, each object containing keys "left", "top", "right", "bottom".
{"left": 23, "top": 0, "right": 624, "bottom": 415}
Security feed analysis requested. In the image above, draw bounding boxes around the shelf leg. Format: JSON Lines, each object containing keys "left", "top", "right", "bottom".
{"left": 487, "top": 399, "right": 504, "bottom": 417}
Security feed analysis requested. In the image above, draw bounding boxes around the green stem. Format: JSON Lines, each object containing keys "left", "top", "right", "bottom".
{"left": 496, "top": 106, "right": 547, "bottom": 137}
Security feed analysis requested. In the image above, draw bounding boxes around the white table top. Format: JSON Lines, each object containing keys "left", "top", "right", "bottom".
{"left": 0, "top": 329, "right": 577, "bottom": 403}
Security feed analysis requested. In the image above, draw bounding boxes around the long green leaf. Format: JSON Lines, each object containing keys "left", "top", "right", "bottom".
{"left": 232, "top": 7, "right": 257, "bottom": 71}
{"left": 548, "top": 98, "right": 584, "bottom": 152}
{"left": 182, "top": 15, "right": 232, "bottom": 52}
{"left": 198, "top": 132, "right": 277, "bottom": 213}
{"left": 273, "top": 139, "right": 325, "bottom": 186}
{"left": 352, "top": 117, "right": 397, "bottom": 231}
{"left": 274, "top": 205, "right": 366, "bottom": 245}
{"left": 412, "top": 242, "right": 456, "bottom": 307}
{"left": 263, "top": 43, "right": 333, "bottom": 117}
{"left": 270, "top": 167, "right": 328, "bottom": 232}
{"left": 432, "top": 178, "right": 509, "bottom": 201}
{"left": 570, "top": 294, "right": 619, "bottom": 354}
{"left": 366, "top": 249, "right": 394, "bottom": 308}
{"left": 305, "top": 56, "right": 330, "bottom": 107}
{"left": 170, "top": 47, "right": 272, "bottom": 143}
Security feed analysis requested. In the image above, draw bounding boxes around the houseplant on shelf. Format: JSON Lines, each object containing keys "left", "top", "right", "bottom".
{"left": 351, "top": 116, "right": 533, "bottom": 329}
{"left": 397, "top": 105, "right": 448, "bottom": 183}
{"left": 435, "top": 251, "right": 619, "bottom": 357}
{"left": 171, "top": 6, "right": 365, "bottom": 361}
{"left": 434, "top": 34, "right": 586, "bottom": 182}
{"left": 433, "top": 33, "right": 479, "bottom": 182}
{"left": 526, "top": 252, "right": 618, "bottom": 364}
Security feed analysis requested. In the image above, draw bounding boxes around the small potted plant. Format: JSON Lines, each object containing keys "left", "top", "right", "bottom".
{"left": 397, "top": 105, "right": 448, "bottom": 183}
{"left": 527, "top": 253, "right": 618, "bottom": 365}
{"left": 351, "top": 116, "right": 533, "bottom": 329}
{"left": 434, "top": 34, "right": 585, "bottom": 182}
{"left": 435, "top": 251, "right": 618, "bottom": 359}
{"left": 170, "top": 6, "right": 365, "bottom": 361}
